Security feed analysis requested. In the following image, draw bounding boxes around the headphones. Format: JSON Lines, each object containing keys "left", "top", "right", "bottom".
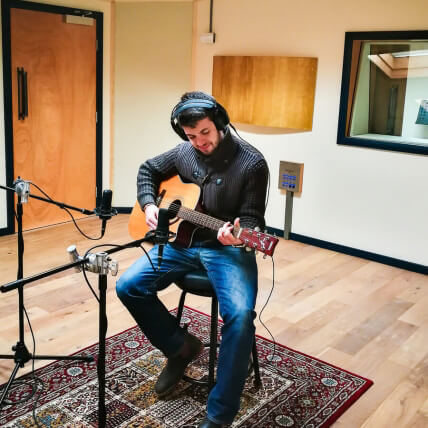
{"left": 170, "top": 98, "right": 230, "bottom": 141}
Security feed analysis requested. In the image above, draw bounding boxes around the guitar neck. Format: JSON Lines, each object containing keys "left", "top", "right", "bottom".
{"left": 175, "top": 204, "right": 278, "bottom": 257}
{"left": 177, "top": 205, "right": 238, "bottom": 235}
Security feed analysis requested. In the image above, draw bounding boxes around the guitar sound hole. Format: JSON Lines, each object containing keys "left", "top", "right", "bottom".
{"left": 168, "top": 199, "right": 181, "bottom": 218}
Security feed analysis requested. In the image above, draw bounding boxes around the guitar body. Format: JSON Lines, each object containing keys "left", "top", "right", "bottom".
{"left": 128, "top": 175, "right": 279, "bottom": 256}
{"left": 128, "top": 175, "right": 201, "bottom": 245}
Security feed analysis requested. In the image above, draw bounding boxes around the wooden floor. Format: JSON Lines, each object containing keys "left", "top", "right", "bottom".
{"left": 0, "top": 215, "right": 427, "bottom": 427}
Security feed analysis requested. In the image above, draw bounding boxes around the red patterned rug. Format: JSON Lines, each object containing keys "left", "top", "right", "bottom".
{"left": 0, "top": 307, "right": 372, "bottom": 427}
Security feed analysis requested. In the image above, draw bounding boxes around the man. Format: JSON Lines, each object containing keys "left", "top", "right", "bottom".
{"left": 116, "top": 91, "right": 268, "bottom": 427}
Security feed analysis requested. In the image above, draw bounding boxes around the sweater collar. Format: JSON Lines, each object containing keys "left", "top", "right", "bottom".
{"left": 194, "top": 127, "right": 238, "bottom": 171}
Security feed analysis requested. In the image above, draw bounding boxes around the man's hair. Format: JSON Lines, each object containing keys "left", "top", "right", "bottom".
{"left": 176, "top": 91, "right": 218, "bottom": 129}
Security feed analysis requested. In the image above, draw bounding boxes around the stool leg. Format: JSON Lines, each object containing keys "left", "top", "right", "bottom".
{"left": 208, "top": 296, "right": 218, "bottom": 390}
{"left": 176, "top": 291, "right": 187, "bottom": 325}
{"left": 252, "top": 337, "right": 262, "bottom": 388}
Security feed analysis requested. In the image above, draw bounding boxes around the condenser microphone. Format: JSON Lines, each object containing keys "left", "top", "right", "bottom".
{"left": 155, "top": 208, "right": 170, "bottom": 269}
{"left": 95, "top": 189, "right": 117, "bottom": 237}
{"left": 14, "top": 178, "right": 30, "bottom": 203}
{"left": 99, "top": 189, "right": 113, "bottom": 220}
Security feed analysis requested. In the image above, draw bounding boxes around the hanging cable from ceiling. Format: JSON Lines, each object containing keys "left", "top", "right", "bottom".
{"left": 200, "top": 0, "right": 215, "bottom": 44}
{"left": 209, "top": 0, "right": 214, "bottom": 33}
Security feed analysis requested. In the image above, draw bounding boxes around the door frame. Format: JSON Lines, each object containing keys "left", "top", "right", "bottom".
{"left": 1, "top": 0, "right": 103, "bottom": 235}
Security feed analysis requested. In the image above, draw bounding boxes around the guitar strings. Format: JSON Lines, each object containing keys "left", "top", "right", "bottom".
{"left": 160, "top": 199, "right": 275, "bottom": 239}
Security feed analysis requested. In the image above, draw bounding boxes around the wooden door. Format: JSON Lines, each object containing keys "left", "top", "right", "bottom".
{"left": 10, "top": 7, "right": 97, "bottom": 230}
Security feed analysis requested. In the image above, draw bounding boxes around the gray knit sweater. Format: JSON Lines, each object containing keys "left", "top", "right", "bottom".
{"left": 137, "top": 128, "right": 268, "bottom": 242}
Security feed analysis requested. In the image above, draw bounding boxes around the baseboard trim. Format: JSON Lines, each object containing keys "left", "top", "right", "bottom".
{"left": 265, "top": 227, "right": 427, "bottom": 275}
{"left": 0, "top": 227, "right": 10, "bottom": 237}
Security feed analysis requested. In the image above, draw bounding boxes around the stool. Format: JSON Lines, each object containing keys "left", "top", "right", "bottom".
{"left": 175, "top": 270, "right": 261, "bottom": 390}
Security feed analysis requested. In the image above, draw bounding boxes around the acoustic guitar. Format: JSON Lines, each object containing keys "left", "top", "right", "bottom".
{"left": 128, "top": 175, "right": 278, "bottom": 257}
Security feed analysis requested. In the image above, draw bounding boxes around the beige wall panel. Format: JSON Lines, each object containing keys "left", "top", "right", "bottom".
{"left": 113, "top": 2, "right": 192, "bottom": 207}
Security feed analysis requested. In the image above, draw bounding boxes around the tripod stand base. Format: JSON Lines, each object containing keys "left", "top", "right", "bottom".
{"left": 0, "top": 342, "right": 94, "bottom": 408}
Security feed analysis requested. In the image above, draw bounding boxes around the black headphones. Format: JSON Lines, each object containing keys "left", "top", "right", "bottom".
{"left": 170, "top": 98, "right": 230, "bottom": 141}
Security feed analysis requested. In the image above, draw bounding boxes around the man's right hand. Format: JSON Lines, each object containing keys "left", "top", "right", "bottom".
{"left": 144, "top": 204, "right": 159, "bottom": 230}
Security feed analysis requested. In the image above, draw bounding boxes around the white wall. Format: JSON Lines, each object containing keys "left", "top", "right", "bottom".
{"left": 0, "top": 0, "right": 111, "bottom": 229}
{"left": 113, "top": 1, "right": 193, "bottom": 207}
{"left": 192, "top": 0, "right": 428, "bottom": 266}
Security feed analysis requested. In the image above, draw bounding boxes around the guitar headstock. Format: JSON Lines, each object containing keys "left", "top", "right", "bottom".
{"left": 238, "top": 228, "right": 279, "bottom": 257}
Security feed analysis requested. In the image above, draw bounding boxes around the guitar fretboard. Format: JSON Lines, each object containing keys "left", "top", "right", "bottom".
{"left": 177, "top": 205, "right": 239, "bottom": 235}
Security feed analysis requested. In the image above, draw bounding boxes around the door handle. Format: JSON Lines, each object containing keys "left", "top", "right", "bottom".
{"left": 17, "top": 67, "right": 28, "bottom": 120}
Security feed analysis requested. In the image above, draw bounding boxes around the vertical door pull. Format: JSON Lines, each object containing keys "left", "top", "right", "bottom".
{"left": 23, "top": 70, "right": 28, "bottom": 118}
{"left": 17, "top": 67, "right": 28, "bottom": 120}
{"left": 17, "top": 67, "right": 23, "bottom": 120}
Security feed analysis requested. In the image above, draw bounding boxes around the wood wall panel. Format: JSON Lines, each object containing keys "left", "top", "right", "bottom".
{"left": 212, "top": 56, "right": 318, "bottom": 130}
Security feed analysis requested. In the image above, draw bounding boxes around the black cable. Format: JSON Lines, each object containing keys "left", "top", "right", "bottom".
{"left": 1, "top": 308, "right": 39, "bottom": 406}
{"left": 81, "top": 237, "right": 161, "bottom": 274}
{"left": 25, "top": 306, "right": 45, "bottom": 428}
{"left": 1, "top": 305, "right": 45, "bottom": 427}
{"left": 209, "top": 0, "right": 214, "bottom": 33}
{"left": 29, "top": 182, "right": 103, "bottom": 240}
{"left": 79, "top": 241, "right": 158, "bottom": 303}
{"left": 31, "top": 376, "right": 45, "bottom": 428}
{"left": 257, "top": 256, "right": 277, "bottom": 367}
{"left": 229, "top": 123, "right": 271, "bottom": 213}
{"left": 228, "top": 123, "right": 276, "bottom": 362}
{"left": 81, "top": 243, "right": 126, "bottom": 302}
{"left": 82, "top": 267, "right": 100, "bottom": 303}
{"left": 139, "top": 243, "right": 157, "bottom": 273}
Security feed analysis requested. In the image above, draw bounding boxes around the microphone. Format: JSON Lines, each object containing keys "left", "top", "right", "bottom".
{"left": 155, "top": 208, "right": 170, "bottom": 269}
{"left": 67, "top": 245, "right": 83, "bottom": 272}
{"left": 13, "top": 178, "right": 30, "bottom": 203}
{"left": 99, "top": 189, "right": 113, "bottom": 220}
{"left": 95, "top": 189, "right": 117, "bottom": 237}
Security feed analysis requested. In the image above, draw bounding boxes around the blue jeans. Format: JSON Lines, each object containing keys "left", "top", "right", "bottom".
{"left": 116, "top": 242, "right": 258, "bottom": 424}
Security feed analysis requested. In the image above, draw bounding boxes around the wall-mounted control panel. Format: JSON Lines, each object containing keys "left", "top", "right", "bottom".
{"left": 278, "top": 161, "right": 304, "bottom": 193}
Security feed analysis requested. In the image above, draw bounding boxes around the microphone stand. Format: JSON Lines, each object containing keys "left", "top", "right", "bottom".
{"left": 0, "top": 183, "right": 97, "bottom": 409}
{"left": 1, "top": 233, "right": 156, "bottom": 427}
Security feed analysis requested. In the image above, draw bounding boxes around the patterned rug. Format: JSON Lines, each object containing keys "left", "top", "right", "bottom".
{"left": 0, "top": 307, "right": 373, "bottom": 427}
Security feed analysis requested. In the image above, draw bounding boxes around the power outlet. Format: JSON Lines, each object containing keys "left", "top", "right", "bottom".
{"left": 278, "top": 161, "right": 304, "bottom": 193}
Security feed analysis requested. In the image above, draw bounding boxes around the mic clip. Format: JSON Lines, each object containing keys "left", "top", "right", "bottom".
{"left": 13, "top": 178, "right": 30, "bottom": 204}
{"left": 144, "top": 230, "right": 176, "bottom": 244}
{"left": 94, "top": 206, "right": 118, "bottom": 220}
{"left": 67, "top": 245, "right": 119, "bottom": 276}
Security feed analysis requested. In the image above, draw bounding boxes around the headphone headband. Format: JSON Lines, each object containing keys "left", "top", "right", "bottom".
{"left": 170, "top": 97, "right": 230, "bottom": 141}
{"left": 171, "top": 99, "right": 216, "bottom": 119}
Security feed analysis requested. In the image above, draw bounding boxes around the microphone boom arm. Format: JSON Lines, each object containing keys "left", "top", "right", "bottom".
{"left": 1, "top": 233, "right": 155, "bottom": 294}
{"left": 0, "top": 183, "right": 94, "bottom": 215}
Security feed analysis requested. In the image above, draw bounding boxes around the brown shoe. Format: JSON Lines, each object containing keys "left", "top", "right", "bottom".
{"left": 154, "top": 331, "right": 203, "bottom": 396}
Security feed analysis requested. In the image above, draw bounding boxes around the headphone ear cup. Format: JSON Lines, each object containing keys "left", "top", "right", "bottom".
{"left": 170, "top": 116, "right": 188, "bottom": 140}
{"left": 213, "top": 102, "right": 230, "bottom": 131}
